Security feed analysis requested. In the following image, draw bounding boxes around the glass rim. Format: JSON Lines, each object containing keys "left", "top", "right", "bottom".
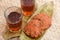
{"left": 4, "top": 6, "right": 22, "bottom": 18}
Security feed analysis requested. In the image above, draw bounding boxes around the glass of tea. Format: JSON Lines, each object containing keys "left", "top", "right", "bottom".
{"left": 21, "top": 0, "right": 35, "bottom": 17}
{"left": 4, "top": 6, "right": 22, "bottom": 32}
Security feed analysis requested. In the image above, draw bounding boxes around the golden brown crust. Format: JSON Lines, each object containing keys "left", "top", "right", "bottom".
{"left": 24, "top": 20, "right": 43, "bottom": 38}
{"left": 33, "top": 13, "right": 51, "bottom": 30}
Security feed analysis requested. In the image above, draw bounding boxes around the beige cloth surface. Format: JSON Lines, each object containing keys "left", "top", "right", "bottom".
{"left": 0, "top": 0, "right": 60, "bottom": 40}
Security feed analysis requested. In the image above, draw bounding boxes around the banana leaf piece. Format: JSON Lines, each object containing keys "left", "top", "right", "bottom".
{"left": 40, "top": 1, "right": 53, "bottom": 17}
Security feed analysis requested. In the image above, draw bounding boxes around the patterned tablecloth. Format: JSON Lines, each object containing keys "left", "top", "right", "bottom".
{"left": 0, "top": 0, "right": 60, "bottom": 40}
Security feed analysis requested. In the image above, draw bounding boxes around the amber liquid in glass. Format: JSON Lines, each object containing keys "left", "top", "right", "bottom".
{"left": 7, "top": 12, "right": 22, "bottom": 32}
{"left": 21, "top": 0, "right": 35, "bottom": 16}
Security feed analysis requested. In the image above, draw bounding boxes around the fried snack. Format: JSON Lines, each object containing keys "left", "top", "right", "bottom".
{"left": 33, "top": 13, "right": 51, "bottom": 30}
{"left": 24, "top": 19, "right": 43, "bottom": 38}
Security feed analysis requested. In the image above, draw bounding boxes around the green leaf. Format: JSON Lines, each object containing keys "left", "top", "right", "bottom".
{"left": 40, "top": 1, "right": 53, "bottom": 17}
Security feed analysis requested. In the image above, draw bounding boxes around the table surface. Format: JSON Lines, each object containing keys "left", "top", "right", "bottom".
{"left": 0, "top": 0, "right": 60, "bottom": 40}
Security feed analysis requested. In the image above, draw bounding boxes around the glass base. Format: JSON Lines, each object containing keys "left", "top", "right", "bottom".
{"left": 3, "top": 29, "right": 21, "bottom": 40}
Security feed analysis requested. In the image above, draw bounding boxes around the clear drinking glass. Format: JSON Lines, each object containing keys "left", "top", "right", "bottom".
{"left": 4, "top": 6, "right": 22, "bottom": 32}
{"left": 21, "top": 0, "right": 35, "bottom": 17}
